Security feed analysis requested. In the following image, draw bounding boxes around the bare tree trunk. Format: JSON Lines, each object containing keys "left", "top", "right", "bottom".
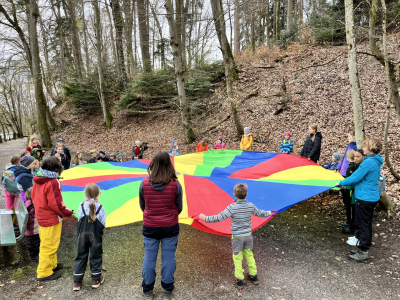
{"left": 150, "top": 3, "right": 166, "bottom": 68}
{"left": 234, "top": 0, "right": 240, "bottom": 55}
{"left": 264, "top": 0, "right": 270, "bottom": 46}
{"left": 46, "top": 104, "right": 58, "bottom": 131}
{"left": 298, "top": 0, "right": 303, "bottom": 24}
{"left": 66, "top": 0, "right": 84, "bottom": 79}
{"left": 105, "top": 2, "right": 119, "bottom": 75}
{"left": 251, "top": 10, "right": 256, "bottom": 53}
{"left": 93, "top": 0, "right": 113, "bottom": 129}
{"left": 274, "top": 0, "right": 281, "bottom": 41}
{"left": 344, "top": 0, "right": 364, "bottom": 148}
{"left": 81, "top": 0, "right": 90, "bottom": 75}
{"left": 165, "top": 0, "right": 195, "bottom": 143}
{"left": 287, "top": 0, "right": 293, "bottom": 31}
{"left": 367, "top": 0, "right": 400, "bottom": 120}
{"left": 110, "top": 0, "right": 128, "bottom": 87}
{"left": 123, "top": 0, "right": 135, "bottom": 77}
{"left": 27, "top": 0, "right": 52, "bottom": 147}
{"left": 211, "top": 0, "right": 243, "bottom": 136}
{"left": 381, "top": 0, "right": 400, "bottom": 180}
{"left": 137, "top": 0, "right": 151, "bottom": 72}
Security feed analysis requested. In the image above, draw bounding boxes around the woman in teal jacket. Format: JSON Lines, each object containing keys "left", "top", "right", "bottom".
{"left": 338, "top": 138, "right": 383, "bottom": 262}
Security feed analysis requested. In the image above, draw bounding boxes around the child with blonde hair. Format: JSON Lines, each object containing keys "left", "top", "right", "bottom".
{"left": 199, "top": 184, "right": 272, "bottom": 290}
{"left": 88, "top": 150, "right": 97, "bottom": 163}
{"left": 73, "top": 183, "right": 106, "bottom": 291}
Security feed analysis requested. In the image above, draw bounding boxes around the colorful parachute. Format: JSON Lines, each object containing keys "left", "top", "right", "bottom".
{"left": 60, "top": 150, "right": 343, "bottom": 236}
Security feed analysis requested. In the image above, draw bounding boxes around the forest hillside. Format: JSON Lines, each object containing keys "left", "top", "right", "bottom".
{"left": 53, "top": 43, "right": 400, "bottom": 202}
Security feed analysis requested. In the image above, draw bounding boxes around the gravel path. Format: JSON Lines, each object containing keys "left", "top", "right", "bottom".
{"left": 1, "top": 139, "right": 399, "bottom": 300}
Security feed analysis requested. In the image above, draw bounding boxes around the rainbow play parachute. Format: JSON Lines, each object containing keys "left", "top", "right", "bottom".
{"left": 60, "top": 150, "right": 343, "bottom": 236}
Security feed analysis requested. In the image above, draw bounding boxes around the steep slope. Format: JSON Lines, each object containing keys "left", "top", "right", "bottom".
{"left": 53, "top": 43, "right": 400, "bottom": 201}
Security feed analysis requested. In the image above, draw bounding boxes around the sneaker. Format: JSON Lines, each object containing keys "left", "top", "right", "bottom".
{"left": 350, "top": 249, "right": 359, "bottom": 255}
{"left": 37, "top": 272, "right": 61, "bottom": 281}
{"left": 53, "top": 263, "right": 63, "bottom": 272}
{"left": 347, "top": 238, "right": 359, "bottom": 246}
{"left": 162, "top": 290, "right": 173, "bottom": 300}
{"left": 73, "top": 281, "right": 83, "bottom": 291}
{"left": 348, "top": 236, "right": 357, "bottom": 241}
{"left": 249, "top": 274, "right": 259, "bottom": 285}
{"left": 339, "top": 223, "right": 349, "bottom": 228}
{"left": 92, "top": 275, "right": 104, "bottom": 289}
{"left": 348, "top": 250, "right": 369, "bottom": 263}
{"left": 143, "top": 290, "right": 153, "bottom": 300}
{"left": 234, "top": 278, "right": 244, "bottom": 290}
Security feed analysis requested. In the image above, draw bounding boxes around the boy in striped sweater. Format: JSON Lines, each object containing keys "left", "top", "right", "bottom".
{"left": 199, "top": 184, "right": 272, "bottom": 290}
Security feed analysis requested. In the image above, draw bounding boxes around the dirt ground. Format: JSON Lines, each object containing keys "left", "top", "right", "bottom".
{"left": 1, "top": 138, "right": 400, "bottom": 300}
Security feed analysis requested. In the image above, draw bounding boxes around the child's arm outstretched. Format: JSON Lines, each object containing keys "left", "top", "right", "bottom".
{"left": 252, "top": 205, "right": 272, "bottom": 218}
{"left": 199, "top": 206, "right": 233, "bottom": 222}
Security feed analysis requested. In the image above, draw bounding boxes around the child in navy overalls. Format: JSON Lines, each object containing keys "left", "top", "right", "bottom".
{"left": 73, "top": 183, "right": 106, "bottom": 291}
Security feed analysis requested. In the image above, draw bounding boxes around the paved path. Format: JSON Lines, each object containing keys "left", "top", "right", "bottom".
{"left": 1, "top": 138, "right": 399, "bottom": 299}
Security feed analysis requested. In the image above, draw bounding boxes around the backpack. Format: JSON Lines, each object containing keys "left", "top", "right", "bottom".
{"left": 283, "top": 139, "right": 295, "bottom": 153}
{"left": 378, "top": 174, "right": 385, "bottom": 196}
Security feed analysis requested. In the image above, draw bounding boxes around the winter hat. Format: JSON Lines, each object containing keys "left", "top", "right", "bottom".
{"left": 135, "top": 141, "right": 141, "bottom": 146}
{"left": 56, "top": 138, "right": 64, "bottom": 143}
{"left": 244, "top": 127, "right": 250, "bottom": 137}
{"left": 217, "top": 137, "right": 223, "bottom": 142}
{"left": 172, "top": 140, "right": 177, "bottom": 146}
{"left": 116, "top": 151, "right": 122, "bottom": 158}
{"left": 20, "top": 155, "right": 35, "bottom": 167}
{"left": 333, "top": 153, "right": 341, "bottom": 161}
{"left": 26, "top": 146, "right": 32, "bottom": 152}
{"left": 99, "top": 149, "right": 106, "bottom": 155}
{"left": 284, "top": 131, "right": 291, "bottom": 137}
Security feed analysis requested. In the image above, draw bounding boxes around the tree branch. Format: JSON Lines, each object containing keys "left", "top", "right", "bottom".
{"left": 294, "top": 52, "right": 345, "bottom": 73}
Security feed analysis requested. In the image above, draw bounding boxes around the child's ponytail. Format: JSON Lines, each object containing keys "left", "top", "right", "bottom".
{"left": 88, "top": 201, "right": 97, "bottom": 223}
{"left": 84, "top": 183, "right": 101, "bottom": 223}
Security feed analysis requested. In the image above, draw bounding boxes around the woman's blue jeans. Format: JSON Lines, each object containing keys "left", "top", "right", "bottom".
{"left": 142, "top": 234, "right": 178, "bottom": 293}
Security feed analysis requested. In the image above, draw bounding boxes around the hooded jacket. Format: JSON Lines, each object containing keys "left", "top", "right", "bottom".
{"left": 31, "top": 168, "right": 73, "bottom": 227}
{"left": 169, "top": 140, "right": 180, "bottom": 157}
{"left": 300, "top": 132, "right": 322, "bottom": 161}
{"left": 14, "top": 165, "right": 34, "bottom": 192}
{"left": 196, "top": 143, "right": 208, "bottom": 152}
{"left": 339, "top": 154, "right": 383, "bottom": 202}
{"left": 336, "top": 142, "right": 357, "bottom": 176}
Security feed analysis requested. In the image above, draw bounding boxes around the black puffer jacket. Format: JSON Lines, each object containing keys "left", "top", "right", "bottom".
{"left": 300, "top": 132, "right": 323, "bottom": 162}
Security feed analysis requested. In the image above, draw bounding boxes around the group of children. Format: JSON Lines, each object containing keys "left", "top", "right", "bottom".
{"left": 0, "top": 127, "right": 384, "bottom": 296}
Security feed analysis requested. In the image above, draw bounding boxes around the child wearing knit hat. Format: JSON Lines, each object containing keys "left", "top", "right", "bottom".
{"left": 322, "top": 152, "right": 341, "bottom": 170}
{"left": 213, "top": 137, "right": 226, "bottom": 150}
{"left": 240, "top": 127, "right": 253, "bottom": 151}
{"left": 280, "top": 131, "right": 295, "bottom": 154}
{"left": 132, "top": 141, "right": 144, "bottom": 159}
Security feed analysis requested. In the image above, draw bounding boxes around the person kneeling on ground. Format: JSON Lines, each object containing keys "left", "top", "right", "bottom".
{"left": 199, "top": 184, "right": 273, "bottom": 290}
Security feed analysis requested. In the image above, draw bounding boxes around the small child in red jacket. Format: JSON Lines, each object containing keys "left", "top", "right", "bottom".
{"left": 32, "top": 157, "right": 73, "bottom": 282}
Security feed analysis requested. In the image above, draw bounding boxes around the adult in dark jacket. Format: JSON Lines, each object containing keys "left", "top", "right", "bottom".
{"left": 50, "top": 138, "right": 71, "bottom": 170}
{"left": 300, "top": 125, "right": 322, "bottom": 163}
{"left": 139, "top": 151, "right": 182, "bottom": 300}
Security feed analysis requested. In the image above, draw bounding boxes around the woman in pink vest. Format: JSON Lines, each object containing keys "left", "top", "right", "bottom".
{"left": 139, "top": 151, "right": 182, "bottom": 300}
